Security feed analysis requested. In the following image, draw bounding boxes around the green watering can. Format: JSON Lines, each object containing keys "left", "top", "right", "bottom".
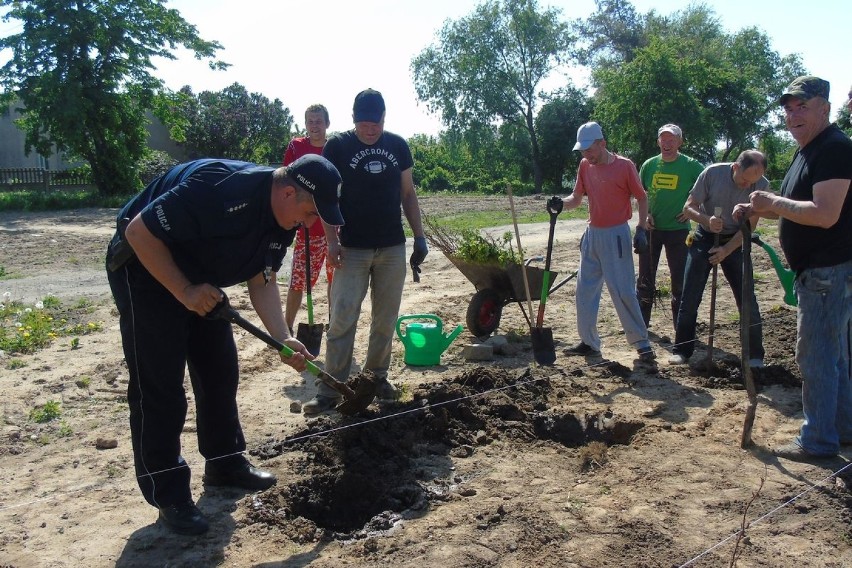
{"left": 396, "top": 314, "right": 463, "bottom": 366}
{"left": 751, "top": 234, "right": 797, "bottom": 307}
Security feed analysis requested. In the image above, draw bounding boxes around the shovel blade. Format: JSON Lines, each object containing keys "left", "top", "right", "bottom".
{"left": 335, "top": 373, "right": 379, "bottom": 415}
{"left": 296, "top": 323, "right": 323, "bottom": 357}
{"left": 531, "top": 327, "right": 556, "bottom": 365}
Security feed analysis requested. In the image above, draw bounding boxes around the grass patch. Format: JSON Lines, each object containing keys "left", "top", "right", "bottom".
{"left": 58, "top": 421, "right": 73, "bottom": 437}
{"left": 29, "top": 400, "right": 61, "bottom": 423}
{"left": 0, "top": 265, "right": 21, "bottom": 281}
{"left": 425, "top": 206, "right": 587, "bottom": 235}
{"left": 404, "top": 198, "right": 588, "bottom": 237}
{"left": 655, "top": 284, "right": 672, "bottom": 298}
{"left": 0, "top": 295, "right": 103, "bottom": 355}
{"left": 0, "top": 189, "right": 133, "bottom": 212}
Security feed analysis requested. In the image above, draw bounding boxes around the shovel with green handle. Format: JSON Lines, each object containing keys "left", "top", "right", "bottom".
{"left": 531, "top": 197, "right": 562, "bottom": 365}
{"left": 295, "top": 227, "right": 324, "bottom": 356}
{"left": 208, "top": 291, "right": 377, "bottom": 415}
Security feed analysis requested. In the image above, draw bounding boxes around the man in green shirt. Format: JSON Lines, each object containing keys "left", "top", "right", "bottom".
{"left": 636, "top": 124, "right": 704, "bottom": 332}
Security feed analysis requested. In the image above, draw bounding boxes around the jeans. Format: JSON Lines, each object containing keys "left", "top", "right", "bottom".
{"left": 575, "top": 223, "right": 650, "bottom": 352}
{"left": 636, "top": 228, "right": 689, "bottom": 331}
{"left": 673, "top": 229, "right": 763, "bottom": 359}
{"left": 317, "top": 244, "right": 406, "bottom": 398}
{"left": 795, "top": 259, "right": 852, "bottom": 455}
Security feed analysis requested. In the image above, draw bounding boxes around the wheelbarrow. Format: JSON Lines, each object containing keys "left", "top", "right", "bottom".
{"left": 447, "top": 254, "right": 577, "bottom": 338}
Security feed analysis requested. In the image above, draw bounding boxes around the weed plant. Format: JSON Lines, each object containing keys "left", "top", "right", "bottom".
{"left": 456, "top": 229, "right": 517, "bottom": 265}
{"left": 29, "top": 400, "right": 61, "bottom": 423}
{"left": 0, "top": 294, "right": 102, "bottom": 355}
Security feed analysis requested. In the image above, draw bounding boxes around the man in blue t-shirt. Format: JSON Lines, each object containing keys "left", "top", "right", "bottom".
{"left": 106, "top": 155, "right": 343, "bottom": 535}
{"left": 304, "top": 89, "right": 427, "bottom": 414}
{"left": 739, "top": 76, "right": 852, "bottom": 462}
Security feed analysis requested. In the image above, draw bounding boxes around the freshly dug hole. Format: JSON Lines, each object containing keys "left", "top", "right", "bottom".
{"left": 246, "top": 366, "right": 645, "bottom": 538}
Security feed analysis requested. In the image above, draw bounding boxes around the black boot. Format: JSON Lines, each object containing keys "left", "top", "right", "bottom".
{"left": 158, "top": 500, "right": 209, "bottom": 535}
{"left": 203, "top": 461, "right": 277, "bottom": 491}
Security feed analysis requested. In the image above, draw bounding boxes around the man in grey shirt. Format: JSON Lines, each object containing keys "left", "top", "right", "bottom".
{"left": 669, "top": 149, "right": 766, "bottom": 367}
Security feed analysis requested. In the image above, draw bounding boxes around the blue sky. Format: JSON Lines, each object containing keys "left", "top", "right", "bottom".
{"left": 3, "top": 1, "right": 849, "bottom": 138}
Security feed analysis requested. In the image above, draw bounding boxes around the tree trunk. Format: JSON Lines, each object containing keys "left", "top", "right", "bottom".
{"left": 526, "top": 110, "right": 544, "bottom": 194}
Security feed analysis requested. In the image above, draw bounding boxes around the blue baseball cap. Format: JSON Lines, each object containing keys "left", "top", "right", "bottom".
{"left": 353, "top": 89, "right": 386, "bottom": 123}
{"left": 287, "top": 154, "right": 344, "bottom": 226}
{"left": 574, "top": 121, "right": 604, "bottom": 151}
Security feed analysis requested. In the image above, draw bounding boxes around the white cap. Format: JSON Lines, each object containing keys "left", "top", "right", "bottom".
{"left": 573, "top": 121, "right": 603, "bottom": 151}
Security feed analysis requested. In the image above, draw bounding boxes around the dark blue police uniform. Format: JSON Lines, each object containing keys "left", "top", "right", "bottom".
{"left": 106, "top": 159, "right": 295, "bottom": 509}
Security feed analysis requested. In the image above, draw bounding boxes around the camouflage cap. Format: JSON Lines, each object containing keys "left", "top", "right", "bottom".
{"left": 779, "top": 76, "right": 830, "bottom": 105}
{"left": 658, "top": 124, "right": 683, "bottom": 138}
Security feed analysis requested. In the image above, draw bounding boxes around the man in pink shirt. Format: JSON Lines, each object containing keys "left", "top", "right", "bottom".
{"left": 554, "top": 121, "right": 655, "bottom": 365}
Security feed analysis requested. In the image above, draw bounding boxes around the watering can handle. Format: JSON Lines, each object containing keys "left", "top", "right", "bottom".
{"left": 396, "top": 314, "right": 442, "bottom": 339}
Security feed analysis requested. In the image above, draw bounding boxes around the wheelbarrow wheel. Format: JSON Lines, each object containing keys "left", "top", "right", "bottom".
{"left": 467, "top": 288, "right": 503, "bottom": 338}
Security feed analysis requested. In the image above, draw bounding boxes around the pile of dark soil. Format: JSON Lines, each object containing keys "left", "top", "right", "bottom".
{"left": 246, "top": 366, "right": 644, "bottom": 540}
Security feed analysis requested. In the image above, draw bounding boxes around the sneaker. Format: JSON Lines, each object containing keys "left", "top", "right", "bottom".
{"left": 668, "top": 353, "right": 689, "bottom": 365}
{"left": 748, "top": 358, "right": 764, "bottom": 369}
{"left": 563, "top": 341, "right": 601, "bottom": 357}
{"left": 772, "top": 442, "right": 836, "bottom": 462}
{"left": 637, "top": 347, "right": 656, "bottom": 364}
{"left": 302, "top": 394, "right": 342, "bottom": 415}
{"left": 158, "top": 500, "right": 209, "bottom": 535}
{"left": 376, "top": 380, "right": 399, "bottom": 401}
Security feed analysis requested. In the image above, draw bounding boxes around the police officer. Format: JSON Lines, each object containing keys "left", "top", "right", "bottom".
{"left": 106, "top": 154, "right": 343, "bottom": 535}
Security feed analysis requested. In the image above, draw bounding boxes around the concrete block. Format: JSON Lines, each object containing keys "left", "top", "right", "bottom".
{"left": 484, "top": 335, "right": 509, "bottom": 354}
{"left": 462, "top": 343, "right": 494, "bottom": 361}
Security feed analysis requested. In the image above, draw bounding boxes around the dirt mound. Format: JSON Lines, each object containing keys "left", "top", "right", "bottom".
{"left": 659, "top": 313, "right": 801, "bottom": 392}
{"left": 247, "top": 366, "right": 644, "bottom": 540}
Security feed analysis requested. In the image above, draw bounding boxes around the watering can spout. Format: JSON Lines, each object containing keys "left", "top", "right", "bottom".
{"left": 751, "top": 234, "right": 797, "bottom": 307}
{"left": 446, "top": 323, "right": 464, "bottom": 347}
{"left": 396, "top": 314, "right": 464, "bottom": 366}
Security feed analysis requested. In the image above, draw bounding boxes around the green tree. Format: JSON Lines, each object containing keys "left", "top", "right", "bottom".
{"left": 535, "top": 88, "right": 593, "bottom": 192}
{"left": 572, "top": 0, "right": 647, "bottom": 66}
{"left": 593, "top": 38, "right": 712, "bottom": 163}
{"left": 757, "top": 130, "right": 797, "bottom": 185}
{"left": 411, "top": 0, "right": 575, "bottom": 193}
{"left": 166, "top": 83, "right": 294, "bottom": 164}
{"left": 578, "top": 1, "right": 805, "bottom": 163}
{"left": 837, "top": 104, "right": 852, "bottom": 137}
{"left": 0, "top": 0, "right": 227, "bottom": 196}
{"left": 409, "top": 129, "right": 509, "bottom": 193}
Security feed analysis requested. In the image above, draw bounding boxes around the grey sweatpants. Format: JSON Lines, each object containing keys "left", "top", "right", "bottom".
{"left": 575, "top": 223, "right": 650, "bottom": 352}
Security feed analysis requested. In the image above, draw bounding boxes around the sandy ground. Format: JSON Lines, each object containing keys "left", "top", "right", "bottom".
{"left": 1, "top": 196, "right": 851, "bottom": 568}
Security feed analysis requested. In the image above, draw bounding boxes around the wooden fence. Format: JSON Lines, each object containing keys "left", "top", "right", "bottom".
{"left": 0, "top": 168, "right": 94, "bottom": 191}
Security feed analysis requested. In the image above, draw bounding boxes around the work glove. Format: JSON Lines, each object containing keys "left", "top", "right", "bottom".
{"left": 410, "top": 236, "right": 428, "bottom": 281}
{"left": 547, "top": 195, "right": 564, "bottom": 214}
{"left": 633, "top": 226, "right": 649, "bottom": 255}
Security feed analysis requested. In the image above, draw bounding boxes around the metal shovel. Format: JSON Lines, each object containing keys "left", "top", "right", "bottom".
{"left": 507, "top": 185, "right": 553, "bottom": 365}
{"left": 296, "top": 227, "right": 324, "bottom": 356}
{"left": 531, "top": 198, "right": 562, "bottom": 365}
{"left": 208, "top": 292, "right": 377, "bottom": 415}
